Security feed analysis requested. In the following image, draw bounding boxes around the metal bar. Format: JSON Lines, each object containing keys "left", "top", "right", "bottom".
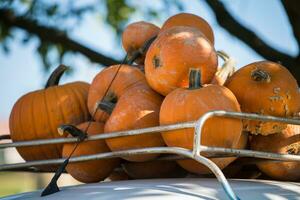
{"left": 0, "top": 147, "right": 238, "bottom": 200}
{"left": 200, "top": 146, "right": 300, "bottom": 161}
{"left": 0, "top": 121, "right": 195, "bottom": 149}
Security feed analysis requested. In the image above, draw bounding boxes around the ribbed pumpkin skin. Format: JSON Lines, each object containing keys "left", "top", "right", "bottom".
{"left": 160, "top": 85, "right": 242, "bottom": 174}
{"left": 251, "top": 125, "right": 300, "bottom": 181}
{"left": 63, "top": 122, "right": 120, "bottom": 183}
{"left": 104, "top": 83, "right": 165, "bottom": 162}
{"left": 225, "top": 61, "right": 300, "bottom": 135}
{"left": 145, "top": 26, "right": 218, "bottom": 96}
{"left": 87, "top": 65, "right": 146, "bottom": 122}
{"left": 161, "top": 13, "right": 214, "bottom": 45}
{"left": 9, "top": 82, "right": 90, "bottom": 164}
{"left": 122, "top": 160, "right": 186, "bottom": 179}
{"left": 122, "top": 21, "right": 160, "bottom": 64}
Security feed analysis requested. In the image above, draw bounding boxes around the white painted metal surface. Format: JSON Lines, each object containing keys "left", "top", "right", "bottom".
{"left": 1, "top": 178, "right": 300, "bottom": 200}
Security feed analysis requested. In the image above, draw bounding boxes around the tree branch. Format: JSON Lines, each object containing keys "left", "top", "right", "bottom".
{"left": 281, "top": 0, "right": 300, "bottom": 53}
{"left": 0, "top": 8, "right": 121, "bottom": 66}
{"left": 204, "top": 0, "right": 300, "bottom": 83}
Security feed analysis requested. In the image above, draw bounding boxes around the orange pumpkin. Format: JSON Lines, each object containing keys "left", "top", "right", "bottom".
{"left": 122, "top": 160, "right": 187, "bottom": 179}
{"left": 9, "top": 65, "right": 90, "bottom": 168}
{"left": 225, "top": 61, "right": 300, "bottom": 135}
{"left": 104, "top": 82, "right": 165, "bottom": 162}
{"left": 62, "top": 122, "right": 120, "bottom": 183}
{"left": 160, "top": 69, "right": 242, "bottom": 174}
{"left": 161, "top": 13, "right": 214, "bottom": 44}
{"left": 122, "top": 21, "right": 160, "bottom": 64}
{"left": 87, "top": 65, "right": 146, "bottom": 122}
{"left": 145, "top": 26, "right": 218, "bottom": 96}
{"left": 251, "top": 125, "right": 300, "bottom": 181}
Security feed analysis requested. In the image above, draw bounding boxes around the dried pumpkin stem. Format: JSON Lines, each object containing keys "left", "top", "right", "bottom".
{"left": 189, "top": 68, "right": 202, "bottom": 89}
{"left": 57, "top": 124, "right": 86, "bottom": 141}
{"left": 45, "top": 64, "right": 69, "bottom": 88}
{"left": 216, "top": 50, "right": 236, "bottom": 82}
{"left": 251, "top": 69, "right": 271, "bottom": 82}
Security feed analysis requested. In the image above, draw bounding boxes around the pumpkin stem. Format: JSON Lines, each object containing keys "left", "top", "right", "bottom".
{"left": 189, "top": 68, "right": 202, "bottom": 89}
{"left": 251, "top": 69, "right": 271, "bottom": 82}
{"left": 216, "top": 50, "right": 236, "bottom": 84}
{"left": 58, "top": 124, "right": 86, "bottom": 141}
{"left": 95, "top": 92, "right": 118, "bottom": 114}
{"left": 127, "top": 35, "right": 157, "bottom": 64}
{"left": 45, "top": 64, "right": 69, "bottom": 88}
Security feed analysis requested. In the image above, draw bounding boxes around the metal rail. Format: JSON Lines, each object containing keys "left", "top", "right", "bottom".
{"left": 1, "top": 111, "right": 300, "bottom": 200}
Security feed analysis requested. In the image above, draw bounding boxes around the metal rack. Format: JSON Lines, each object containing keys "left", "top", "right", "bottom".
{"left": 1, "top": 110, "right": 300, "bottom": 200}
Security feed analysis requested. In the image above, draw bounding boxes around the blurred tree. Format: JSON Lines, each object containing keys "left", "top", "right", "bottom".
{"left": 0, "top": 0, "right": 299, "bottom": 83}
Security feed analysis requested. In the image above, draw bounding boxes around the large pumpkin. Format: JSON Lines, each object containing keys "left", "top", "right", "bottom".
{"left": 122, "top": 160, "right": 187, "bottom": 179}
{"left": 9, "top": 65, "right": 90, "bottom": 167}
{"left": 251, "top": 125, "right": 300, "bottom": 181}
{"left": 145, "top": 26, "right": 218, "bottom": 96}
{"left": 161, "top": 13, "right": 214, "bottom": 44}
{"left": 122, "top": 21, "right": 160, "bottom": 64}
{"left": 225, "top": 61, "right": 300, "bottom": 135}
{"left": 87, "top": 65, "right": 146, "bottom": 122}
{"left": 104, "top": 82, "right": 165, "bottom": 162}
{"left": 62, "top": 122, "right": 120, "bottom": 183}
{"left": 160, "top": 69, "right": 242, "bottom": 174}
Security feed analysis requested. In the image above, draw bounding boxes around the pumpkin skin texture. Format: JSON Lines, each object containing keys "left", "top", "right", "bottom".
{"left": 251, "top": 125, "right": 300, "bottom": 181}
{"left": 225, "top": 61, "right": 300, "bottom": 135}
{"left": 161, "top": 13, "right": 214, "bottom": 45}
{"left": 104, "top": 82, "right": 165, "bottom": 162}
{"left": 122, "top": 21, "right": 160, "bottom": 64}
{"left": 145, "top": 26, "right": 218, "bottom": 96}
{"left": 9, "top": 66, "right": 90, "bottom": 169}
{"left": 87, "top": 65, "right": 146, "bottom": 122}
{"left": 160, "top": 70, "right": 242, "bottom": 174}
{"left": 122, "top": 160, "right": 187, "bottom": 179}
{"left": 62, "top": 122, "right": 120, "bottom": 183}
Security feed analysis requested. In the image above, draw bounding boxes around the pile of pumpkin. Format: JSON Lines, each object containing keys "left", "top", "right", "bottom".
{"left": 9, "top": 13, "right": 300, "bottom": 183}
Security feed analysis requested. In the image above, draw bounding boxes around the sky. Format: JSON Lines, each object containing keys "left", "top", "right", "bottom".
{"left": 0, "top": 0, "right": 298, "bottom": 130}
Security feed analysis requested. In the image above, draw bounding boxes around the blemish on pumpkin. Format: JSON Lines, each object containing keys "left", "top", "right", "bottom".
{"left": 269, "top": 95, "right": 283, "bottom": 101}
{"left": 269, "top": 107, "right": 275, "bottom": 112}
{"left": 273, "top": 87, "right": 280, "bottom": 94}
{"left": 152, "top": 55, "right": 161, "bottom": 68}
{"left": 286, "top": 90, "right": 291, "bottom": 100}
{"left": 284, "top": 104, "right": 289, "bottom": 116}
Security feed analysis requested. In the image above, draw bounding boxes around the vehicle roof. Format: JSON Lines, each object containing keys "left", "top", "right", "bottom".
{"left": 2, "top": 178, "right": 300, "bottom": 200}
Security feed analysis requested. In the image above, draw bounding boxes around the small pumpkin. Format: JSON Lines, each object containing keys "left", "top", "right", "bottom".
{"left": 160, "top": 69, "right": 242, "bottom": 174}
{"left": 225, "top": 61, "right": 300, "bottom": 135}
{"left": 9, "top": 65, "right": 90, "bottom": 168}
{"left": 161, "top": 13, "right": 214, "bottom": 44}
{"left": 104, "top": 82, "right": 165, "bottom": 162}
{"left": 251, "top": 125, "right": 300, "bottom": 181}
{"left": 122, "top": 21, "right": 160, "bottom": 64}
{"left": 122, "top": 160, "right": 187, "bottom": 179}
{"left": 145, "top": 26, "right": 218, "bottom": 96}
{"left": 62, "top": 122, "right": 120, "bottom": 183}
{"left": 87, "top": 65, "right": 146, "bottom": 122}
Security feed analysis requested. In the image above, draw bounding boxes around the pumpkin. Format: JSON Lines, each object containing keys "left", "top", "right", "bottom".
{"left": 122, "top": 21, "right": 160, "bottom": 64}
{"left": 161, "top": 13, "right": 214, "bottom": 44}
{"left": 160, "top": 69, "right": 242, "bottom": 174}
{"left": 87, "top": 65, "right": 146, "bottom": 122}
{"left": 145, "top": 26, "right": 218, "bottom": 96}
{"left": 104, "top": 82, "right": 165, "bottom": 162}
{"left": 9, "top": 65, "right": 90, "bottom": 169}
{"left": 122, "top": 160, "right": 187, "bottom": 179}
{"left": 225, "top": 61, "right": 300, "bottom": 135}
{"left": 251, "top": 125, "right": 300, "bottom": 181}
{"left": 62, "top": 122, "right": 120, "bottom": 183}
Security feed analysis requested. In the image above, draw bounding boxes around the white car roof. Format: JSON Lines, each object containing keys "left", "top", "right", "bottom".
{"left": 2, "top": 178, "right": 300, "bottom": 200}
